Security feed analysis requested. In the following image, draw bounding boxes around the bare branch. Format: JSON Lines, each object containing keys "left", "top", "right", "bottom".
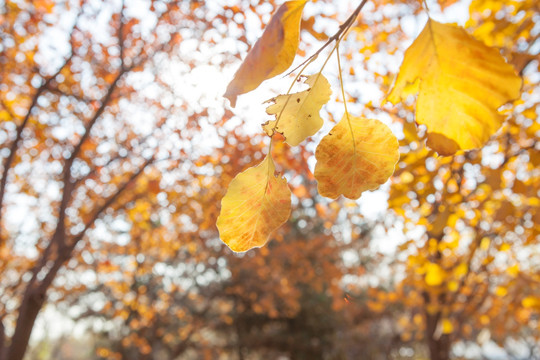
{"left": 119, "top": 0, "right": 126, "bottom": 70}
{"left": 37, "top": 156, "right": 155, "bottom": 296}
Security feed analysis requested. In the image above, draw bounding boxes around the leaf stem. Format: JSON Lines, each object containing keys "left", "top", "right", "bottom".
{"left": 267, "top": 0, "right": 369, "bottom": 167}
{"left": 422, "top": 0, "right": 431, "bottom": 13}
{"left": 336, "top": 40, "right": 356, "bottom": 154}
{"left": 274, "top": 57, "right": 315, "bottom": 127}
{"left": 264, "top": 142, "right": 273, "bottom": 196}
{"left": 286, "top": 0, "right": 369, "bottom": 76}
{"left": 336, "top": 40, "right": 350, "bottom": 122}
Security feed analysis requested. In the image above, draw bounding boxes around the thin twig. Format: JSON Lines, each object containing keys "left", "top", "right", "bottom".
{"left": 37, "top": 156, "right": 155, "bottom": 294}
{"left": 286, "top": 0, "right": 369, "bottom": 76}
{"left": 119, "top": 0, "right": 126, "bottom": 71}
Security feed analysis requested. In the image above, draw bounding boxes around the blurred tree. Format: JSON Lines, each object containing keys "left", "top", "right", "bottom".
{"left": 0, "top": 0, "right": 251, "bottom": 358}
{"left": 0, "top": 0, "right": 334, "bottom": 358}
{"left": 208, "top": 0, "right": 539, "bottom": 359}
{"left": 378, "top": 2, "right": 540, "bottom": 360}
{"left": 58, "top": 129, "right": 386, "bottom": 360}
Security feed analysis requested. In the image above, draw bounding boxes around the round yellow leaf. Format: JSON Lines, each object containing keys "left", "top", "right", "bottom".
{"left": 441, "top": 318, "right": 454, "bottom": 334}
{"left": 314, "top": 116, "right": 399, "bottom": 200}
{"left": 217, "top": 155, "right": 291, "bottom": 252}
{"left": 425, "top": 263, "right": 445, "bottom": 287}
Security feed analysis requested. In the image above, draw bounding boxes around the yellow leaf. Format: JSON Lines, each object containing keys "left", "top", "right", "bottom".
{"left": 399, "top": 171, "right": 414, "bottom": 184}
{"left": 217, "top": 155, "right": 291, "bottom": 252}
{"left": 263, "top": 74, "right": 332, "bottom": 146}
{"left": 441, "top": 318, "right": 454, "bottom": 334}
{"left": 387, "top": 20, "right": 521, "bottom": 155}
{"left": 454, "top": 263, "right": 468, "bottom": 278}
{"left": 224, "top": 0, "right": 307, "bottom": 107}
{"left": 0, "top": 110, "right": 11, "bottom": 122}
{"left": 480, "top": 237, "right": 491, "bottom": 250}
{"left": 479, "top": 314, "right": 490, "bottom": 325}
{"left": 522, "top": 296, "right": 539, "bottom": 309}
{"left": 425, "top": 263, "right": 445, "bottom": 286}
{"left": 507, "top": 264, "right": 519, "bottom": 277}
{"left": 447, "top": 280, "right": 459, "bottom": 292}
{"left": 495, "top": 286, "right": 508, "bottom": 297}
{"left": 314, "top": 116, "right": 399, "bottom": 199}
{"left": 499, "top": 243, "right": 511, "bottom": 251}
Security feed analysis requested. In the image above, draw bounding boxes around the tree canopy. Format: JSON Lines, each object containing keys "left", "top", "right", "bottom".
{"left": 0, "top": 1, "right": 538, "bottom": 360}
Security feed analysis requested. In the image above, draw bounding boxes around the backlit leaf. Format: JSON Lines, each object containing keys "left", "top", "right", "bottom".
{"left": 217, "top": 154, "right": 291, "bottom": 252}
{"left": 314, "top": 116, "right": 399, "bottom": 199}
{"left": 224, "top": 0, "right": 307, "bottom": 107}
{"left": 441, "top": 318, "right": 454, "bottom": 334}
{"left": 425, "top": 263, "right": 445, "bottom": 286}
{"left": 263, "top": 74, "right": 332, "bottom": 146}
{"left": 522, "top": 296, "right": 540, "bottom": 309}
{"left": 495, "top": 286, "right": 508, "bottom": 297}
{"left": 454, "top": 263, "right": 468, "bottom": 278}
{"left": 387, "top": 20, "right": 521, "bottom": 155}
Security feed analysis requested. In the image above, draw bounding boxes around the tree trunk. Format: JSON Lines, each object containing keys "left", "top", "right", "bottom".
{"left": 5, "top": 237, "right": 70, "bottom": 360}
{"left": 0, "top": 320, "right": 5, "bottom": 360}
{"left": 425, "top": 312, "right": 451, "bottom": 360}
{"left": 4, "top": 285, "right": 47, "bottom": 360}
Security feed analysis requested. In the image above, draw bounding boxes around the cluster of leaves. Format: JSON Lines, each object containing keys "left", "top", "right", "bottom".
{"left": 1, "top": 1, "right": 538, "bottom": 360}
{"left": 217, "top": 0, "right": 522, "bottom": 254}
{"left": 381, "top": 2, "right": 540, "bottom": 357}
{"left": 0, "top": 0, "right": 251, "bottom": 358}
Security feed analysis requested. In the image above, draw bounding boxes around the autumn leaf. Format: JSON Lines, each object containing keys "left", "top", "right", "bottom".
{"left": 440, "top": 318, "right": 454, "bottom": 334}
{"left": 263, "top": 74, "right": 332, "bottom": 146}
{"left": 386, "top": 20, "right": 522, "bottom": 155}
{"left": 425, "top": 263, "right": 445, "bottom": 287}
{"left": 224, "top": 0, "right": 307, "bottom": 107}
{"left": 454, "top": 263, "right": 468, "bottom": 278}
{"left": 217, "top": 154, "right": 291, "bottom": 252}
{"left": 314, "top": 116, "right": 399, "bottom": 200}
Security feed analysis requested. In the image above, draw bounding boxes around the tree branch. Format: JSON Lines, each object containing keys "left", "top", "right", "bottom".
{"left": 37, "top": 156, "right": 155, "bottom": 296}
{"left": 286, "top": 0, "right": 369, "bottom": 76}
{"left": 0, "top": 318, "right": 5, "bottom": 360}
{"left": 72, "top": 156, "right": 155, "bottom": 247}
{"left": 0, "top": 53, "right": 73, "bottom": 243}
{"left": 119, "top": 0, "right": 126, "bottom": 71}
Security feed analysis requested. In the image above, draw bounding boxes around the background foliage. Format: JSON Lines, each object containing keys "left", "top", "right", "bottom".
{"left": 0, "top": 0, "right": 538, "bottom": 359}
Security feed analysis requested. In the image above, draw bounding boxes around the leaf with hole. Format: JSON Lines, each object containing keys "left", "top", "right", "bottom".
{"left": 263, "top": 74, "right": 331, "bottom": 146}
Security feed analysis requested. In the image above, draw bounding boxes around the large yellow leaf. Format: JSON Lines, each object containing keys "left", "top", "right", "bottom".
{"left": 387, "top": 20, "right": 521, "bottom": 155}
{"left": 217, "top": 154, "right": 291, "bottom": 252}
{"left": 224, "top": 0, "right": 307, "bottom": 107}
{"left": 263, "top": 74, "right": 332, "bottom": 146}
{"left": 314, "top": 116, "right": 399, "bottom": 200}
